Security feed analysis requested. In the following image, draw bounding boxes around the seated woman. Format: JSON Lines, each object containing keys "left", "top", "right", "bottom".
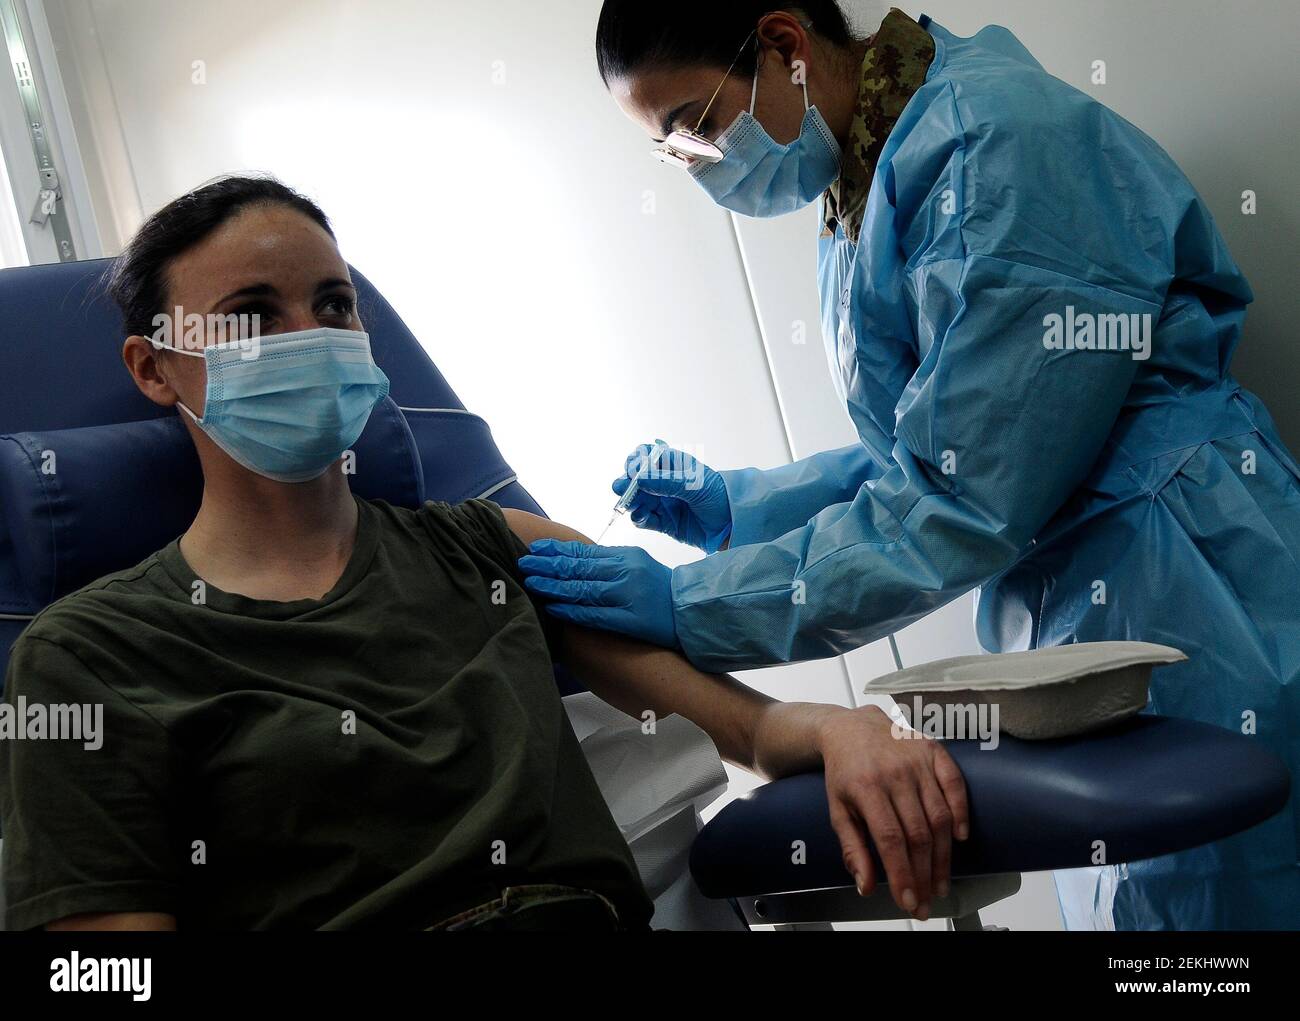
{"left": 0, "top": 176, "right": 967, "bottom": 931}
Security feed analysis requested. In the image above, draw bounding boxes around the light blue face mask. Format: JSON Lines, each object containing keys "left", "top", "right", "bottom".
{"left": 688, "top": 71, "right": 842, "bottom": 218}
{"left": 152, "top": 327, "right": 391, "bottom": 484}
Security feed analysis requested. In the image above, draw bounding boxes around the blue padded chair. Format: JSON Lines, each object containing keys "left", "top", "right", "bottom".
{"left": 0, "top": 257, "right": 545, "bottom": 669}
{"left": 0, "top": 258, "right": 1291, "bottom": 931}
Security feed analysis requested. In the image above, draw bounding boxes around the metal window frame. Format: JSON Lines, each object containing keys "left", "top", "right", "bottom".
{"left": 0, "top": 0, "right": 101, "bottom": 263}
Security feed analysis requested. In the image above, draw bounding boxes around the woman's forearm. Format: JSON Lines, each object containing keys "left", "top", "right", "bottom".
{"left": 503, "top": 507, "right": 841, "bottom": 775}
{"left": 556, "top": 620, "right": 849, "bottom": 779}
{"left": 555, "top": 622, "right": 770, "bottom": 770}
{"left": 748, "top": 700, "right": 842, "bottom": 780}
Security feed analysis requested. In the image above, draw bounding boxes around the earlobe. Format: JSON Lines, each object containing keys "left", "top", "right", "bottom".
{"left": 122, "top": 335, "right": 181, "bottom": 409}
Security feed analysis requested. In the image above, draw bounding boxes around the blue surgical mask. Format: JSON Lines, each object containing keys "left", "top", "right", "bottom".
{"left": 688, "top": 72, "right": 842, "bottom": 218}
{"left": 152, "top": 327, "right": 391, "bottom": 484}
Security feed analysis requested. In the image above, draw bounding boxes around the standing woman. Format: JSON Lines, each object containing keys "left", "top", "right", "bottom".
{"left": 519, "top": 3, "right": 1299, "bottom": 930}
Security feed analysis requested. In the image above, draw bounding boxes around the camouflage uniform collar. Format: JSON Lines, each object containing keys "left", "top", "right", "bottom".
{"left": 822, "top": 8, "right": 936, "bottom": 243}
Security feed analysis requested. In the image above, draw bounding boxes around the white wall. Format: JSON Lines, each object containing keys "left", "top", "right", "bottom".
{"left": 0, "top": 134, "right": 27, "bottom": 266}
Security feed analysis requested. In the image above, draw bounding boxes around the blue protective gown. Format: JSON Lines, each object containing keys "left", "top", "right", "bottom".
{"left": 669, "top": 17, "right": 1299, "bottom": 929}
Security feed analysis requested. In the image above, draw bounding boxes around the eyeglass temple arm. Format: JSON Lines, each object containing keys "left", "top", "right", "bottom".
{"left": 694, "top": 29, "right": 758, "bottom": 131}
{"left": 693, "top": 18, "right": 815, "bottom": 131}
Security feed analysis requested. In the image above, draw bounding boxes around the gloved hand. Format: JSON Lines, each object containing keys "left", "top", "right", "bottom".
{"left": 518, "top": 540, "right": 679, "bottom": 650}
{"left": 614, "top": 443, "right": 732, "bottom": 553}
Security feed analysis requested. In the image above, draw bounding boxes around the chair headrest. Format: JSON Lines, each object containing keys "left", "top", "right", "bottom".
{"left": 400, "top": 408, "right": 521, "bottom": 505}
{"left": 0, "top": 259, "right": 468, "bottom": 435}
{"left": 0, "top": 397, "right": 423, "bottom": 614}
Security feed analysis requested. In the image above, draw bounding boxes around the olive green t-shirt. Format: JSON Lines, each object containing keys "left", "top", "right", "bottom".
{"left": 0, "top": 497, "right": 653, "bottom": 930}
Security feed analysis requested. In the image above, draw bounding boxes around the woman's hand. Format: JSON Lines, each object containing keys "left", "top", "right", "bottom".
{"left": 817, "top": 705, "right": 970, "bottom": 921}
{"left": 519, "top": 541, "right": 680, "bottom": 649}
{"left": 612, "top": 443, "right": 733, "bottom": 553}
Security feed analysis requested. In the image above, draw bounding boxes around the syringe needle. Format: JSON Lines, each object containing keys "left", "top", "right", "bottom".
{"left": 596, "top": 441, "right": 668, "bottom": 546}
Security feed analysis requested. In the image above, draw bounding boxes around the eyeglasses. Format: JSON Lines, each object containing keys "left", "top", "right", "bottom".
{"left": 651, "top": 29, "right": 758, "bottom": 168}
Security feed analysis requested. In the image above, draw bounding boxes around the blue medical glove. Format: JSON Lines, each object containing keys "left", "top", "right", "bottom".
{"left": 613, "top": 443, "right": 733, "bottom": 553}
{"left": 518, "top": 540, "right": 679, "bottom": 650}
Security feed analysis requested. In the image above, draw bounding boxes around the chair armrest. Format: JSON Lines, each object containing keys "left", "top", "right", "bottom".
{"left": 690, "top": 715, "right": 1291, "bottom": 899}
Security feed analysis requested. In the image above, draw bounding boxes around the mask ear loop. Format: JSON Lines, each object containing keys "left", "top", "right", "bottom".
{"left": 148, "top": 336, "right": 205, "bottom": 358}
{"left": 743, "top": 15, "right": 818, "bottom": 119}
{"left": 749, "top": 56, "right": 812, "bottom": 115}
{"left": 148, "top": 336, "right": 207, "bottom": 422}
{"left": 796, "top": 18, "right": 815, "bottom": 113}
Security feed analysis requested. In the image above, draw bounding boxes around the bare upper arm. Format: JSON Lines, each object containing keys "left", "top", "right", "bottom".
{"left": 47, "top": 913, "right": 177, "bottom": 931}
{"left": 501, "top": 508, "right": 592, "bottom": 548}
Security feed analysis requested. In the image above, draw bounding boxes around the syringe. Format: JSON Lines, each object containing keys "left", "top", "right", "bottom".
{"left": 597, "top": 440, "right": 671, "bottom": 544}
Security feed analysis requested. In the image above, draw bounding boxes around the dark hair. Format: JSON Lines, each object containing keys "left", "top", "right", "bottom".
{"left": 105, "top": 174, "right": 335, "bottom": 339}
{"left": 595, "top": 1, "right": 855, "bottom": 85}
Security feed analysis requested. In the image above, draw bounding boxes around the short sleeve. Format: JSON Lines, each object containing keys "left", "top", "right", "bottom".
{"left": 0, "top": 633, "right": 182, "bottom": 929}
{"left": 437, "top": 499, "right": 532, "bottom": 575}
{"left": 420, "top": 499, "right": 566, "bottom": 662}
